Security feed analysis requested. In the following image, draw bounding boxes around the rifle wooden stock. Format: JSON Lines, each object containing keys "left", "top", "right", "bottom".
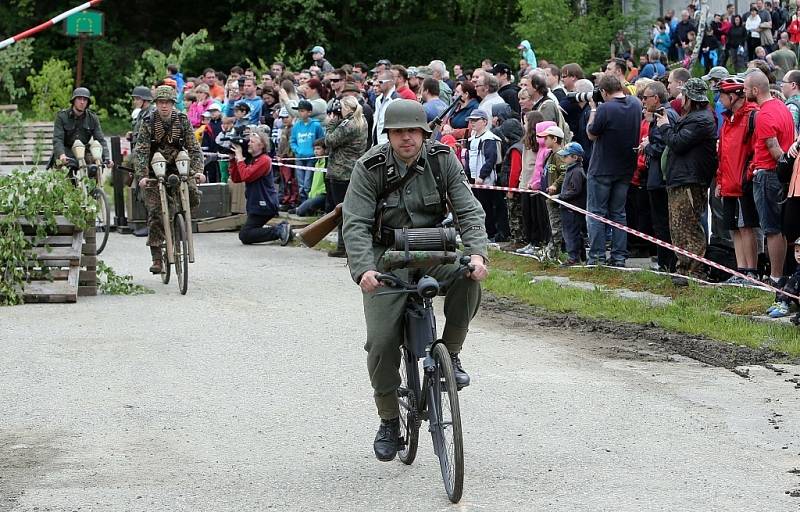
{"left": 298, "top": 203, "right": 343, "bottom": 247}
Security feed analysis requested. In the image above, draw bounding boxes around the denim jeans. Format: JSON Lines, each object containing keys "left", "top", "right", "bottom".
{"left": 586, "top": 174, "right": 630, "bottom": 264}
{"left": 295, "top": 158, "right": 315, "bottom": 203}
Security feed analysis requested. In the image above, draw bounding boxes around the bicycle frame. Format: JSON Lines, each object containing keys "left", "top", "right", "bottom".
{"left": 155, "top": 174, "right": 195, "bottom": 264}
{"left": 403, "top": 294, "right": 440, "bottom": 424}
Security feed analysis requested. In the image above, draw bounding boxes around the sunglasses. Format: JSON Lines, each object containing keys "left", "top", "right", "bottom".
{"left": 378, "top": 79, "right": 394, "bottom": 84}
{"left": 330, "top": 78, "right": 342, "bottom": 82}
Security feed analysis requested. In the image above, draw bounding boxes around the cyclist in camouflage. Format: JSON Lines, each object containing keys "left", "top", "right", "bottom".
{"left": 133, "top": 85, "right": 205, "bottom": 274}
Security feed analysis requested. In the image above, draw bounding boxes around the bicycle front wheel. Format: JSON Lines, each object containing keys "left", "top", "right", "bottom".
{"left": 397, "top": 345, "right": 420, "bottom": 465}
{"left": 173, "top": 214, "right": 189, "bottom": 295}
{"left": 429, "top": 342, "right": 464, "bottom": 503}
{"left": 92, "top": 188, "right": 110, "bottom": 255}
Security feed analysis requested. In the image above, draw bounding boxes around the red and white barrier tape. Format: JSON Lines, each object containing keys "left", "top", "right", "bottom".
{"left": 470, "top": 182, "right": 799, "bottom": 302}
{"left": 276, "top": 162, "right": 327, "bottom": 173}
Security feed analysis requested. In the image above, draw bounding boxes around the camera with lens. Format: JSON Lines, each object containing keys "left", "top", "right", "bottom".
{"left": 327, "top": 99, "right": 342, "bottom": 117}
{"left": 566, "top": 89, "right": 604, "bottom": 105}
{"left": 219, "top": 134, "right": 251, "bottom": 159}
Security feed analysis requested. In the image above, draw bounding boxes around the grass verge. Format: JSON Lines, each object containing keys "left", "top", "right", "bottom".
{"left": 485, "top": 250, "right": 800, "bottom": 358}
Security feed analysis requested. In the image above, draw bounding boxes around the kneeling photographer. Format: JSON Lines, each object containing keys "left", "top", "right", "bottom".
{"left": 229, "top": 129, "right": 293, "bottom": 246}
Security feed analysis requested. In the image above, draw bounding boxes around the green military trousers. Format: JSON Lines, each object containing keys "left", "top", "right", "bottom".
{"left": 361, "top": 262, "right": 482, "bottom": 420}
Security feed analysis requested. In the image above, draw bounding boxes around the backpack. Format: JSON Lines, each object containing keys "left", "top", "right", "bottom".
{"left": 786, "top": 97, "right": 800, "bottom": 135}
{"left": 740, "top": 109, "right": 758, "bottom": 185}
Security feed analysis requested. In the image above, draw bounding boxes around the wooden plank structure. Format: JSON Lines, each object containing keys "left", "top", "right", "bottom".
{"left": 0, "top": 121, "right": 54, "bottom": 173}
{"left": 18, "top": 216, "right": 98, "bottom": 303}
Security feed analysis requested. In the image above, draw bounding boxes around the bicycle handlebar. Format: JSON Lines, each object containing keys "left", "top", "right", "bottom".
{"left": 376, "top": 255, "right": 474, "bottom": 298}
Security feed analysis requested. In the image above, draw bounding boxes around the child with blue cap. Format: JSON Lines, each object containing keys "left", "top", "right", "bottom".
{"left": 557, "top": 142, "right": 587, "bottom": 265}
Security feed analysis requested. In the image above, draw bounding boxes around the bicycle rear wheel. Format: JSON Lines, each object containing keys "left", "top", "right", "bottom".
{"left": 92, "top": 188, "right": 110, "bottom": 255}
{"left": 397, "top": 345, "right": 420, "bottom": 465}
{"left": 173, "top": 214, "right": 189, "bottom": 295}
{"left": 429, "top": 342, "right": 464, "bottom": 503}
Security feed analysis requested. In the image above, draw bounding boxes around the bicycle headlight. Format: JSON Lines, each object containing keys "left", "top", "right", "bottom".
{"left": 88, "top": 139, "right": 103, "bottom": 162}
{"left": 72, "top": 140, "right": 86, "bottom": 160}
{"left": 151, "top": 152, "right": 167, "bottom": 178}
{"left": 175, "top": 150, "right": 190, "bottom": 176}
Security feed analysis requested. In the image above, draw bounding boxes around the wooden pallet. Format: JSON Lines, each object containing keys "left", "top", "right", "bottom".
{"left": 0, "top": 122, "right": 54, "bottom": 169}
{"left": 17, "top": 216, "right": 98, "bottom": 303}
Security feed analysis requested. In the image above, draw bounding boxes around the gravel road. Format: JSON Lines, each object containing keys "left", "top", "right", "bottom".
{"left": 2, "top": 232, "right": 800, "bottom": 511}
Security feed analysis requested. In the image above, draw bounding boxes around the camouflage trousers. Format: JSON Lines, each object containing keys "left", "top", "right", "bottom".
{"left": 667, "top": 185, "right": 707, "bottom": 276}
{"left": 143, "top": 179, "right": 200, "bottom": 247}
{"left": 507, "top": 193, "right": 526, "bottom": 244}
{"left": 546, "top": 199, "right": 563, "bottom": 249}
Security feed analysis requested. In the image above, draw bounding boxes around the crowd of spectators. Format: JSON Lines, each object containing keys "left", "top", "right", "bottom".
{"left": 133, "top": 2, "right": 800, "bottom": 316}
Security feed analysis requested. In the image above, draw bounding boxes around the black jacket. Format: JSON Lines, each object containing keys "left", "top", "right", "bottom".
{"left": 645, "top": 104, "right": 679, "bottom": 191}
{"left": 662, "top": 108, "right": 718, "bottom": 188}
{"left": 559, "top": 162, "right": 586, "bottom": 208}
{"left": 498, "top": 83, "right": 521, "bottom": 114}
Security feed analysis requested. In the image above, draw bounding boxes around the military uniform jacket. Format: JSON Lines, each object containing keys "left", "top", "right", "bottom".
{"left": 132, "top": 109, "right": 203, "bottom": 180}
{"left": 324, "top": 116, "right": 368, "bottom": 181}
{"left": 52, "top": 108, "right": 109, "bottom": 161}
{"left": 131, "top": 104, "right": 155, "bottom": 150}
{"left": 342, "top": 141, "right": 488, "bottom": 283}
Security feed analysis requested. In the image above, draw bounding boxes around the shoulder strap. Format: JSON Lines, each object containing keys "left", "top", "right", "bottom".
{"left": 745, "top": 109, "right": 757, "bottom": 142}
{"left": 427, "top": 143, "right": 449, "bottom": 212}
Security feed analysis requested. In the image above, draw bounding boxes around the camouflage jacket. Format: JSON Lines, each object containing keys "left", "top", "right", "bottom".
{"left": 52, "top": 108, "right": 109, "bottom": 162}
{"left": 131, "top": 104, "right": 155, "bottom": 150}
{"left": 324, "top": 116, "right": 368, "bottom": 181}
{"left": 342, "top": 141, "right": 488, "bottom": 283}
{"left": 132, "top": 109, "right": 203, "bottom": 180}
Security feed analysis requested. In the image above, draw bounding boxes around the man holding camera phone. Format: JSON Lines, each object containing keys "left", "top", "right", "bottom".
{"left": 585, "top": 74, "right": 642, "bottom": 266}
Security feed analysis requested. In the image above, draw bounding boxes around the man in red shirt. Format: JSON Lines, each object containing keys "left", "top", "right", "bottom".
{"left": 716, "top": 77, "right": 760, "bottom": 282}
{"left": 390, "top": 65, "right": 418, "bottom": 101}
{"left": 745, "top": 69, "right": 794, "bottom": 289}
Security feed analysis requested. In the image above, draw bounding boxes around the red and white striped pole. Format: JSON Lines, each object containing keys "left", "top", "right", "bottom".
{"left": 0, "top": 0, "right": 104, "bottom": 50}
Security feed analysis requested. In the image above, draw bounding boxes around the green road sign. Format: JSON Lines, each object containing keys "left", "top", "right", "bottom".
{"left": 64, "top": 10, "right": 104, "bottom": 37}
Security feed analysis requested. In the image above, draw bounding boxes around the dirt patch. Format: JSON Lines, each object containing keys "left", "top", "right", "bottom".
{"left": 0, "top": 431, "right": 60, "bottom": 512}
{"left": 480, "top": 293, "right": 799, "bottom": 370}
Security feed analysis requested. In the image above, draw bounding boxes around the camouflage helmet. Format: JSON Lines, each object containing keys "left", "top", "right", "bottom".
{"left": 382, "top": 100, "right": 431, "bottom": 134}
{"left": 681, "top": 78, "right": 710, "bottom": 103}
{"left": 131, "top": 85, "right": 153, "bottom": 101}
{"left": 153, "top": 85, "right": 177, "bottom": 103}
{"left": 71, "top": 87, "right": 91, "bottom": 103}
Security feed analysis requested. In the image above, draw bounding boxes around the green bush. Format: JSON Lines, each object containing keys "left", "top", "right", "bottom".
{"left": 26, "top": 58, "right": 74, "bottom": 121}
{"left": 0, "top": 39, "right": 33, "bottom": 103}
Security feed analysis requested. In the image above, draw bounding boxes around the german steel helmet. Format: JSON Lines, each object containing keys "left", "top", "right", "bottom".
{"left": 382, "top": 99, "right": 432, "bottom": 134}
{"left": 71, "top": 87, "right": 91, "bottom": 102}
{"left": 153, "top": 85, "right": 177, "bottom": 103}
{"left": 131, "top": 85, "right": 153, "bottom": 101}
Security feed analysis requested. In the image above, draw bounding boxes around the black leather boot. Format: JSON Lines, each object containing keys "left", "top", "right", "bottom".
{"left": 450, "top": 353, "right": 470, "bottom": 389}
{"left": 373, "top": 417, "right": 400, "bottom": 462}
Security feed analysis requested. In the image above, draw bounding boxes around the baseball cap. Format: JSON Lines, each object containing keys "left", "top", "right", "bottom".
{"left": 278, "top": 107, "right": 289, "bottom": 118}
{"left": 292, "top": 99, "right": 314, "bottom": 111}
{"left": 467, "top": 110, "right": 489, "bottom": 121}
{"left": 234, "top": 102, "right": 251, "bottom": 113}
{"left": 407, "top": 66, "right": 419, "bottom": 78}
{"left": 557, "top": 142, "right": 585, "bottom": 158}
{"left": 491, "top": 63, "right": 512, "bottom": 76}
{"left": 311, "top": 45, "right": 325, "bottom": 55}
{"left": 376, "top": 59, "right": 391, "bottom": 67}
{"left": 536, "top": 125, "right": 565, "bottom": 138}
{"left": 207, "top": 102, "right": 222, "bottom": 112}
{"left": 701, "top": 66, "right": 730, "bottom": 82}
{"left": 201, "top": 111, "right": 212, "bottom": 118}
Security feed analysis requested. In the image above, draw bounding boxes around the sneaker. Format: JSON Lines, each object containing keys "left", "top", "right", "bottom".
{"left": 560, "top": 258, "right": 579, "bottom": 267}
{"left": 279, "top": 221, "right": 293, "bottom": 246}
{"left": 373, "top": 418, "right": 400, "bottom": 462}
{"left": 278, "top": 204, "right": 291, "bottom": 212}
{"left": 287, "top": 208, "right": 297, "bottom": 215}
{"left": 724, "top": 275, "right": 744, "bottom": 285}
{"left": 515, "top": 243, "right": 534, "bottom": 254}
{"left": 768, "top": 302, "right": 790, "bottom": 318}
{"left": 608, "top": 260, "right": 626, "bottom": 268}
{"left": 450, "top": 353, "right": 470, "bottom": 388}
{"left": 671, "top": 275, "right": 689, "bottom": 287}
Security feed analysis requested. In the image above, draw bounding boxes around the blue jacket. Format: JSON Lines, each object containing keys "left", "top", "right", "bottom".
{"left": 290, "top": 119, "right": 325, "bottom": 158}
{"left": 450, "top": 99, "right": 479, "bottom": 129}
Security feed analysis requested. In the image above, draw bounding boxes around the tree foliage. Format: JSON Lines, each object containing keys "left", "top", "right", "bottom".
{"left": 26, "top": 58, "right": 73, "bottom": 120}
{"left": 0, "top": 40, "right": 34, "bottom": 102}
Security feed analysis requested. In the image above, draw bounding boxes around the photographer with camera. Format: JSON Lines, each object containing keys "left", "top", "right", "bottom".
{"left": 585, "top": 74, "right": 642, "bottom": 267}
{"left": 230, "top": 129, "right": 292, "bottom": 246}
